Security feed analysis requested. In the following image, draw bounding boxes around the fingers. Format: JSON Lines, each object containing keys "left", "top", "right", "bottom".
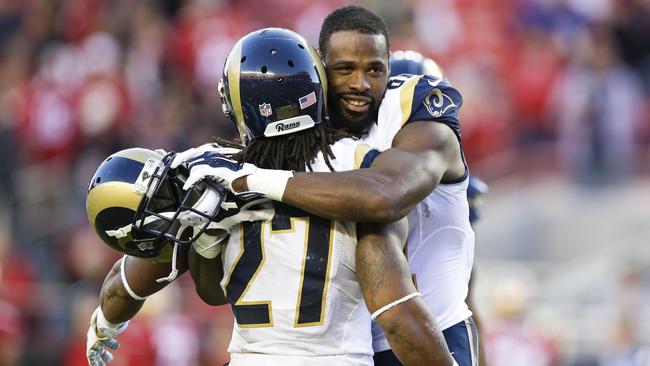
{"left": 103, "top": 338, "right": 120, "bottom": 350}
{"left": 99, "top": 347, "right": 114, "bottom": 364}
{"left": 178, "top": 187, "right": 222, "bottom": 226}
{"left": 170, "top": 144, "right": 241, "bottom": 169}
{"left": 170, "top": 148, "right": 199, "bottom": 168}
{"left": 182, "top": 172, "right": 204, "bottom": 190}
{"left": 88, "top": 346, "right": 113, "bottom": 366}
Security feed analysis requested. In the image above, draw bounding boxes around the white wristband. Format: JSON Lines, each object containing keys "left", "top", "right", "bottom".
{"left": 371, "top": 292, "right": 422, "bottom": 320}
{"left": 120, "top": 256, "right": 148, "bottom": 301}
{"left": 246, "top": 168, "right": 293, "bottom": 201}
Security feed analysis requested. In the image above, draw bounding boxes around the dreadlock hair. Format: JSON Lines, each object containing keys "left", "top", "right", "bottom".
{"left": 213, "top": 125, "right": 351, "bottom": 172}
{"left": 318, "top": 5, "right": 390, "bottom": 59}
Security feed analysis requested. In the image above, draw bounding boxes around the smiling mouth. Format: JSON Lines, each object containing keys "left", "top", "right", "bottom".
{"left": 341, "top": 97, "right": 371, "bottom": 113}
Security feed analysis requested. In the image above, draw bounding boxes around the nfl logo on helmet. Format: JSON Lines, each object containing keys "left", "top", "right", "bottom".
{"left": 259, "top": 103, "right": 272, "bottom": 117}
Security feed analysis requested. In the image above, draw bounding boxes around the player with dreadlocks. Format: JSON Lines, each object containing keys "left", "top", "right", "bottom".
{"left": 213, "top": 124, "right": 349, "bottom": 172}
{"left": 175, "top": 28, "right": 455, "bottom": 366}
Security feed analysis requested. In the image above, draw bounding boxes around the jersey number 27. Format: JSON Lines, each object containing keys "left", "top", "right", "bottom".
{"left": 224, "top": 206, "right": 333, "bottom": 328}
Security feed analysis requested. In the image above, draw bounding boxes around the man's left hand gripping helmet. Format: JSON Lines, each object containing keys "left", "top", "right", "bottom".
{"left": 219, "top": 27, "right": 328, "bottom": 144}
{"left": 86, "top": 148, "right": 225, "bottom": 263}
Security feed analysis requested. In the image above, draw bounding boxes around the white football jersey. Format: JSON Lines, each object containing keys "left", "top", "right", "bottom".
{"left": 222, "top": 138, "right": 377, "bottom": 366}
{"left": 363, "top": 74, "right": 475, "bottom": 352}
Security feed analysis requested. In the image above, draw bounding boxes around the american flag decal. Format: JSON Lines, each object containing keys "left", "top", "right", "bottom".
{"left": 299, "top": 91, "right": 317, "bottom": 109}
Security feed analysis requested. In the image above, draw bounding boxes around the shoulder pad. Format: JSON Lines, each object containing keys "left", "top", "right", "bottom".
{"left": 405, "top": 76, "right": 463, "bottom": 138}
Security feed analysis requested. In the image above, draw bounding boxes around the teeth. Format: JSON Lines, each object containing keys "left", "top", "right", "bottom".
{"left": 347, "top": 99, "right": 366, "bottom": 106}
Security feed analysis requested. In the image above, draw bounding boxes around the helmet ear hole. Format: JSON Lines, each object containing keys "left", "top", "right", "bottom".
{"left": 297, "top": 43, "right": 304, "bottom": 49}
{"left": 261, "top": 66, "right": 267, "bottom": 73}
{"left": 288, "top": 60, "right": 294, "bottom": 67}
{"left": 241, "top": 56, "right": 247, "bottom": 63}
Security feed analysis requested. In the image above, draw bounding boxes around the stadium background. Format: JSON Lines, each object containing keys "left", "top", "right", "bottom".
{"left": 0, "top": 0, "right": 648, "bottom": 365}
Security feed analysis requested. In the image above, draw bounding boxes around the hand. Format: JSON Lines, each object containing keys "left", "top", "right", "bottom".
{"left": 193, "top": 199, "right": 274, "bottom": 259}
{"left": 170, "top": 143, "right": 241, "bottom": 170}
{"left": 181, "top": 151, "right": 258, "bottom": 194}
{"left": 86, "top": 307, "right": 129, "bottom": 366}
{"left": 170, "top": 143, "right": 244, "bottom": 190}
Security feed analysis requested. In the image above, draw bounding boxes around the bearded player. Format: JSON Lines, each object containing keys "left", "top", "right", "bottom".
{"left": 175, "top": 6, "right": 479, "bottom": 366}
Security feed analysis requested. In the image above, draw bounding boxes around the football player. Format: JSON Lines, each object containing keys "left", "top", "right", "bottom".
{"left": 84, "top": 147, "right": 269, "bottom": 366}
{"left": 174, "top": 6, "right": 478, "bottom": 366}
{"left": 84, "top": 28, "right": 455, "bottom": 366}
{"left": 179, "top": 27, "right": 454, "bottom": 366}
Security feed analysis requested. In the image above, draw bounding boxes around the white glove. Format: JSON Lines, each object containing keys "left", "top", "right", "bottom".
{"left": 170, "top": 143, "right": 293, "bottom": 201}
{"left": 86, "top": 306, "right": 129, "bottom": 366}
{"left": 193, "top": 200, "right": 274, "bottom": 259}
{"left": 177, "top": 186, "right": 224, "bottom": 227}
{"left": 180, "top": 151, "right": 257, "bottom": 193}
{"left": 170, "top": 143, "right": 240, "bottom": 170}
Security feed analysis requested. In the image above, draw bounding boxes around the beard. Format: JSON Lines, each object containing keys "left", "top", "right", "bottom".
{"left": 329, "top": 93, "right": 377, "bottom": 135}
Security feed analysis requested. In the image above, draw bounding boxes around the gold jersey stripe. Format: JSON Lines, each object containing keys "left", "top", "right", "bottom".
{"left": 399, "top": 75, "right": 422, "bottom": 126}
{"left": 353, "top": 143, "right": 373, "bottom": 170}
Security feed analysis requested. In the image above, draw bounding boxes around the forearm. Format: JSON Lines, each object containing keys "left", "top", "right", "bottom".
{"left": 99, "top": 260, "right": 145, "bottom": 323}
{"left": 356, "top": 222, "right": 453, "bottom": 366}
{"left": 282, "top": 148, "right": 438, "bottom": 222}
{"left": 100, "top": 256, "right": 188, "bottom": 323}
{"left": 188, "top": 246, "right": 227, "bottom": 306}
{"left": 283, "top": 170, "right": 399, "bottom": 222}
{"left": 378, "top": 299, "right": 453, "bottom": 366}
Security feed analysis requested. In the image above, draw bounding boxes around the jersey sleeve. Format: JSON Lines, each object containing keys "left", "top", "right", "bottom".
{"left": 353, "top": 143, "right": 381, "bottom": 169}
{"left": 405, "top": 75, "right": 463, "bottom": 139}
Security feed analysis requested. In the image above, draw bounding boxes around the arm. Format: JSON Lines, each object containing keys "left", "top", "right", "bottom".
{"left": 188, "top": 245, "right": 228, "bottom": 306}
{"left": 356, "top": 220, "right": 454, "bottom": 366}
{"left": 99, "top": 255, "right": 188, "bottom": 322}
{"left": 87, "top": 253, "right": 188, "bottom": 366}
{"left": 244, "top": 122, "right": 464, "bottom": 222}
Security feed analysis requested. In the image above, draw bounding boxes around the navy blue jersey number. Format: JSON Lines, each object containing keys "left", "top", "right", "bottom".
{"left": 225, "top": 204, "right": 333, "bottom": 327}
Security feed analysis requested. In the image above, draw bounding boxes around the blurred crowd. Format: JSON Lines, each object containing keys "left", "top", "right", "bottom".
{"left": 0, "top": 0, "right": 648, "bottom": 365}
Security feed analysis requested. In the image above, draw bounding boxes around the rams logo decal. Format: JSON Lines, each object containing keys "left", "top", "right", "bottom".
{"left": 423, "top": 88, "right": 457, "bottom": 118}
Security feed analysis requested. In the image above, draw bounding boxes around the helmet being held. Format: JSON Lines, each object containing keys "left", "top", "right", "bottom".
{"left": 86, "top": 148, "right": 225, "bottom": 263}
{"left": 389, "top": 50, "right": 443, "bottom": 78}
{"left": 219, "top": 27, "right": 328, "bottom": 144}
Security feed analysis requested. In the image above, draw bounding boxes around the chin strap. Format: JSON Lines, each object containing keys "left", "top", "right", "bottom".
{"left": 155, "top": 224, "right": 190, "bottom": 283}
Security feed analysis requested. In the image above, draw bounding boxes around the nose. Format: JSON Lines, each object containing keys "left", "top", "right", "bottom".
{"left": 349, "top": 70, "right": 370, "bottom": 93}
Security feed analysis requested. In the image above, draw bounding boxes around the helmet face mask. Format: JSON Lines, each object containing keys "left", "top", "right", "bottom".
{"left": 220, "top": 27, "right": 328, "bottom": 144}
{"left": 87, "top": 148, "right": 225, "bottom": 262}
{"left": 132, "top": 156, "right": 226, "bottom": 249}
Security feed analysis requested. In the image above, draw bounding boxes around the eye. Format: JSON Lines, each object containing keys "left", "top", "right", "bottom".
{"left": 368, "top": 66, "right": 386, "bottom": 75}
{"left": 335, "top": 65, "right": 353, "bottom": 75}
